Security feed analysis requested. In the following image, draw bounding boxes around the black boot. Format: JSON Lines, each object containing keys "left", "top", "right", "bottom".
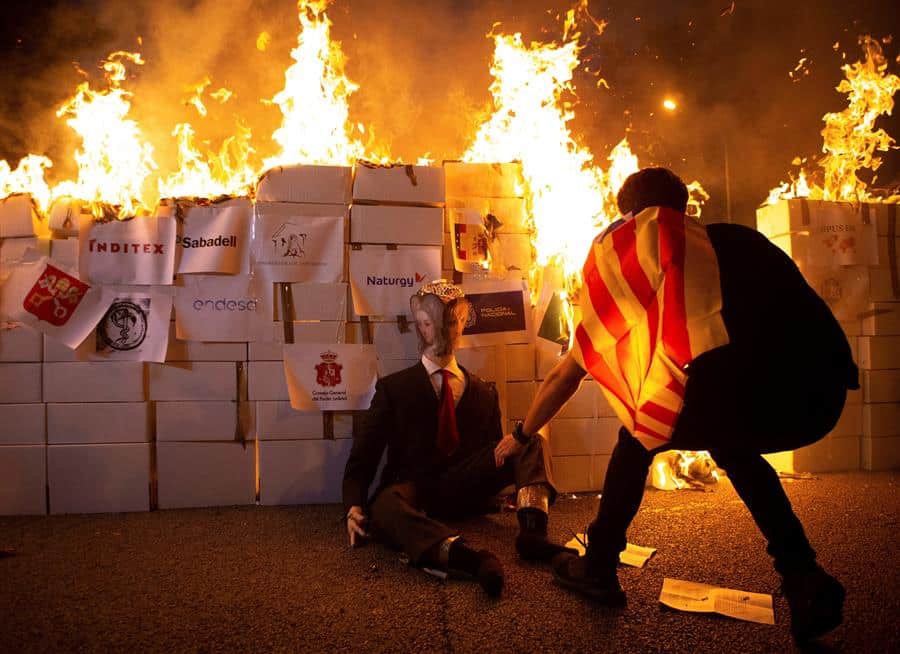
{"left": 515, "top": 507, "right": 578, "bottom": 562}
{"left": 551, "top": 551, "right": 626, "bottom": 607}
{"left": 448, "top": 541, "right": 504, "bottom": 598}
{"left": 782, "top": 563, "right": 845, "bottom": 643}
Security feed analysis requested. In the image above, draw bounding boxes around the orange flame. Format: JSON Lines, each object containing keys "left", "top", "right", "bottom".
{"left": 0, "top": 155, "right": 54, "bottom": 213}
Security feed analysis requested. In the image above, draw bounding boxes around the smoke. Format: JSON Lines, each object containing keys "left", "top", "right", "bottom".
{"left": 0, "top": 0, "right": 897, "bottom": 224}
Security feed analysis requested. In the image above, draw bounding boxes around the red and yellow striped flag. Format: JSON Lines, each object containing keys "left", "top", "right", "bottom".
{"left": 571, "top": 206, "right": 730, "bottom": 449}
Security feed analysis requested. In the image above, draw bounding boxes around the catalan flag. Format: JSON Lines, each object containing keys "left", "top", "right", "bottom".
{"left": 570, "top": 207, "right": 730, "bottom": 450}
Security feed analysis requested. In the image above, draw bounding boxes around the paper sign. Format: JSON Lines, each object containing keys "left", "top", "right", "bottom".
{"left": 659, "top": 578, "right": 775, "bottom": 625}
{"left": 458, "top": 279, "right": 530, "bottom": 347}
{"left": 253, "top": 211, "right": 344, "bottom": 283}
{"left": 283, "top": 343, "right": 378, "bottom": 410}
{"left": 78, "top": 214, "right": 176, "bottom": 285}
{"left": 174, "top": 274, "right": 272, "bottom": 342}
{"left": 809, "top": 204, "right": 878, "bottom": 267}
{"left": 565, "top": 534, "right": 657, "bottom": 568}
{"left": 89, "top": 287, "right": 173, "bottom": 362}
{"left": 175, "top": 199, "right": 251, "bottom": 274}
{"left": 349, "top": 245, "right": 441, "bottom": 317}
{"left": 0, "top": 253, "right": 113, "bottom": 349}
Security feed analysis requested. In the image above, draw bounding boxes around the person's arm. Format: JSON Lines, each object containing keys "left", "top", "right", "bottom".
{"left": 494, "top": 352, "right": 587, "bottom": 466}
{"left": 342, "top": 378, "right": 391, "bottom": 546}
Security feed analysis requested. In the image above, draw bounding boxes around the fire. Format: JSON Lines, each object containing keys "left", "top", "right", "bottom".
{"left": 463, "top": 13, "right": 638, "bottom": 308}
{"left": 52, "top": 51, "right": 158, "bottom": 218}
{"left": 766, "top": 36, "right": 900, "bottom": 205}
{"left": 264, "top": 0, "right": 375, "bottom": 168}
{"left": 0, "top": 155, "right": 54, "bottom": 214}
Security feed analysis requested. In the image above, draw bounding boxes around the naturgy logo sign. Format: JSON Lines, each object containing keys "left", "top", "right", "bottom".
{"left": 366, "top": 272, "right": 427, "bottom": 288}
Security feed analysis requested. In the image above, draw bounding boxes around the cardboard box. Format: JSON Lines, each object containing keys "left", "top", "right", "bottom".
{"left": 858, "top": 336, "right": 900, "bottom": 369}
{"left": 250, "top": 322, "right": 346, "bottom": 360}
{"left": 48, "top": 443, "right": 150, "bottom": 513}
{"left": 0, "top": 324, "right": 42, "bottom": 362}
{"left": 829, "top": 403, "right": 862, "bottom": 438}
{"left": 48, "top": 197, "right": 89, "bottom": 236}
{"left": 43, "top": 334, "right": 90, "bottom": 362}
{"left": 861, "top": 435, "right": 900, "bottom": 470}
{"left": 0, "top": 445, "right": 46, "bottom": 515}
{"left": 148, "top": 362, "right": 237, "bottom": 401}
{"left": 862, "top": 302, "right": 900, "bottom": 335}
{"left": 0, "top": 193, "right": 40, "bottom": 238}
{"left": 345, "top": 321, "right": 420, "bottom": 360}
{"left": 350, "top": 205, "right": 444, "bottom": 245}
{"left": 505, "top": 343, "right": 535, "bottom": 381}
{"left": 274, "top": 283, "right": 348, "bottom": 322}
{"left": 862, "top": 369, "right": 900, "bottom": 403}
{"left": 166, "top": 324, "right": 247, "bottom": 362}
{"left": 456, "top": 346, "right": 497, "bottom": 382}
{"left": 47, "top": 402, "right": 150, "bottom": 444}
{"left": 792, "top": 433, "right": 860, "bottom": 473}
{"left": 555, "top": 381, "right": 598, "bottom": 419}
{"left": 43, "top": 362, "right": 144, "bottom": 403}
{"left": 49, "top": 237, "right": 79, "bottom": 269}
{"left": 156, "top": 401, "right": 255, "bottom": 442}
{"left": 862, "top": 402, "right": 900, "bottom": 438}
{"left": 378, "top": 358, "right": 419, "bottom": 377}
{"left": 0, "top": 403, "right": 45, "bottom": 445}
{"left": 0, "top": 363, "right": 42, "bottom": 403}
{"left": 443, "top": 162, "right": 524, "bottom": 199}
{"left": 506, "top": 381, "right": 536, "bottom": 419}
{"left": 550, "top": 417, "right": 620, "bottom": 455}
{"left": 259, "top": 438, "right": 352, "bottom": 505}
{"left": 156, "top": 441, "right": 256, "bottom": 509}
{"left": 353, "top": 164, "right": 444, "bottom": 205}
{"left": 551, "top": 454, "right": 602, "bottom": 493}
{"left": 1, "top": 236, "right": 49, "bottom": 278}
{"left": 247, "top": 361, "right": 289, "bottom": 401}
{"left": 256, "top": 401, "right": 353, "bottom": 440}
{"left": 446, "top": 196, "right": 528, "bottom": 233}
{"left": 255, "top": 165, "right": 352, "bottom": 205}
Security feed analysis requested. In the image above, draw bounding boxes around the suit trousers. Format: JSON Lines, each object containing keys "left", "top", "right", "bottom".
{"left": 368, "top": 436, "right": 552, "bottom": 564}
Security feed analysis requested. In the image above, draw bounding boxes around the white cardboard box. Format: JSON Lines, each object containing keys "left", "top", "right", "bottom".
{"left": 48, "top": 443, "right": 150, "bottom": 514}
{"left": 274, "top": 283, "right": 348, "bottom": 321}
{"left": 862, "top": 369, "right": 900, "bottom": 403}
{"left": 350, "top": 205, "right": 444, "bottom": 245}
{"left": 247, "top": 361, "right": 290, "bottom": 401}
{"left": 862, "top": 302, "right": 900, "bottom": 335}
{"left": 861, "top": 435, "right": 900, "bottom": 470}
{"left": 0, "top": 193, "right": 40, "bottom": 238}
{"left": 507, "top": 381, "right": 536, "bottom": 419}
{"left": 862, "top": 402, "right": 900, "bottom": 438}
{"left": 456, "top": 346, "right": 497, "bottom": 382}
{"left": 48, "top": 197, "right": 89, "bottom": 236}
{"left": 166, "top": 324, "right": 247, "bottom": 362}
{"left": 353, "top": 164, "right": 444, "bottom": 205}
{"left": 858, "top": 336, "right": 900, "bottom": 370}
{"left": 255, "top": 165, "right": 352, "bottom": 204}
{"left": 43, "top": 334, "right": 91, "bottom": 362}
{"left": 43, "top": 362, "right": 144, "bottom": 403}
{"left": 378, "top": 358, "right": 419, "bottom": 377}
{"left": 259, "top": 438, "right": 352, "bottom": 505}
{"left": 1, "top": 236, "right": 49, "bottom": 278}
{"left": 343, "top": 321, "right": 419, "bottom": 360}
{"left": 0, "top": 403, "right": 45, "bottom": 444}
{"left": 792, "top": 433, "right": 860, "bottom": 472}
{"left": 156, "top": 401, "right": 255, "bottom": 442}
{"left": 249, "top": 322, "right": 346, "bottom": 360}
{"left": 551, "top": 455, "right": 598, "bottom": 493}
{"left": 445, "top": 197, "right": 528, "bottom": 233}
{"left": 0, "top": 324, "right": 42, "bottom": 362}
{"left": 0, "top": 445, "right": 46, "bottom": 515}
{"left": 443, "top": 162, "right": 524, "bottom": 199}
{"left": 47, "top": 402, "right": 150, "bottom": 444}
{"left": 550, "top": 417, "right": 620, "bottom": 455}
{"left": 156, "top": 441, "right": 256, "bottom": 509}
{"left": 50, "top": 237, "right": 79, "bottom": 269}
{"left": 148, "top": 362, "right": 237, "bottom": 401}
{"left": 505, "top": 343, "right": 535, "bottom": 381}
{"left": 256, "top": 401, "right": 352, "bottom": 440}
{"left": 0, "top": 363, "right": 42, "bottom": 403}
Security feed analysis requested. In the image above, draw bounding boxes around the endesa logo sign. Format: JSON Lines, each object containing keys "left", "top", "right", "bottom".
{"left": 192, "top": 297, "right": 259, "bottom": 311}
{"left": 176, "top": 234, "right": 238, "bottom": 249}
{"left": 365, "top": 272, "right": 427, "bottom": 288}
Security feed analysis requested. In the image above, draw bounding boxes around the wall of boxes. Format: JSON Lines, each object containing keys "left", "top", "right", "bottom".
{"left": 757, "top": 199, "right": 900, "bottom": 473}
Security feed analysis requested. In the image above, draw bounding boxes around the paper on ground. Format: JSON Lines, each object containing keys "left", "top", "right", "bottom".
{"left": 659, "top": 577, "right": 774, "bottom": 625}
{"left": 565, "top": 534, "right": 657, "bottom": 568}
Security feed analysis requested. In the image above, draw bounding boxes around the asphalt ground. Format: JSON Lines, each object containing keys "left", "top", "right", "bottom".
{"left": 1, "top": 471, "right": 897, "bottom": 653}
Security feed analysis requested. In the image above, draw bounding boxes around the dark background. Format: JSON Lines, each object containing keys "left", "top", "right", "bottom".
{"left": 1, "top": 0, "right": 898, "bottom": 227}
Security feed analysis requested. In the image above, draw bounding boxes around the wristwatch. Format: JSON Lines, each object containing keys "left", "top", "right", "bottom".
{"left": 513, "top": 421, "right": 533, "bottom": 444}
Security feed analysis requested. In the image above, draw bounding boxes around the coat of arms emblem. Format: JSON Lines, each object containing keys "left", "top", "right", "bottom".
{"left": 22, "top": 264, "right": 90, "bottom": 326}
{"left": 315, "top": 350, "right": 342, "bottom": 387}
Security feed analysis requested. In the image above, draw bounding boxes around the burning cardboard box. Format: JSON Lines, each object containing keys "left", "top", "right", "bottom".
{"left": 0, "top": 194, "right": 44, "bottom": 238}
{"left": 352, "top": 163, "right": 444, "bottom": 206}
{"left": 256, "top": 165, "right": 353, "bottom": 205}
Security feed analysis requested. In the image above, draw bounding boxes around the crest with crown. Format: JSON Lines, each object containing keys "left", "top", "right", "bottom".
{"left": 319, "top": 350, "right": 339, "bottom": 363}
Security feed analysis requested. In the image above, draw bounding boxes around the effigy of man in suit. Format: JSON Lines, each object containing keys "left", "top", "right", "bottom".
{"left": 342, "top": 280, "right": 573, "bottom": 597}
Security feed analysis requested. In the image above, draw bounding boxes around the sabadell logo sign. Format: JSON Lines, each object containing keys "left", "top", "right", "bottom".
{"left": 176, "top": 234, "right": 238, "bottom": 249}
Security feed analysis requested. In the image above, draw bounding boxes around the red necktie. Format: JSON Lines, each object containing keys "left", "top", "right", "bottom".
{"left": 436, "top": 369, "right": 460, "bottom": 457}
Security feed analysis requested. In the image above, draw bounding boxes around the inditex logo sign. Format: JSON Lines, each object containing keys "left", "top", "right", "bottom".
{"left": 366, "top": 272, "right": 427, "bottom": 288}
{"left": 192, "top": 297, "right": 259, "bottom": 312}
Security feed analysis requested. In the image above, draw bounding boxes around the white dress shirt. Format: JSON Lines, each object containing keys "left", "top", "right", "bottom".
{"left": 421, "top": 355, "right": 466, "bottom": 407}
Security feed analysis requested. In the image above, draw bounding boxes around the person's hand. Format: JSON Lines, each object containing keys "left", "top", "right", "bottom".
{"left": 494, "top": 434, "right": 523, "bottom": 468}
{"left": 346, "top": 505, "right": 369, "bottom": 547}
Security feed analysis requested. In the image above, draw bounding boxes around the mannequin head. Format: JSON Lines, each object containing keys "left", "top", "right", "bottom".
{"left": 409, "top": 280, "right": 471, "bottom": 358}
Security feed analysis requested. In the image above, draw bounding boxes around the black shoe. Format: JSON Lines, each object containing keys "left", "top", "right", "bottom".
{"left": 516, "top": 532, "right": 578, "bottom": 562}
{"left": 782, "top": 564, "right": 845, "bottom": 643}
{"left": 551, "top": 552, "right": 626, "bottom": 606}
{"left": 476, "top": 550, "right": 504, "bottom": 598}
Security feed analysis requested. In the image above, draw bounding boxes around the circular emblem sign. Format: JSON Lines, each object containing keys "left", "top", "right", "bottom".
{"left": 98, "top": 300, "right": 148, "bottom": 351}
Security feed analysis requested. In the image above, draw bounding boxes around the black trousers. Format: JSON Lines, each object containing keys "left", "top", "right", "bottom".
{"left": 587, "top": 344, "right": 848, "bottom": 577}
{"left": 368, "top": 437, "right": 553, "bottom": 564}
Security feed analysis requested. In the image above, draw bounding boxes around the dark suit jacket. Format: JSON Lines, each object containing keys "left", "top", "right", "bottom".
{"left": 342, "top": 362, "right": 502, "bottom": 513}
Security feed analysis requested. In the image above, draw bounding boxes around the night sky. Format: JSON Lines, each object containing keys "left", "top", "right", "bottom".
{"left": 1, "top": 0, "right": 898, "bottom": 226}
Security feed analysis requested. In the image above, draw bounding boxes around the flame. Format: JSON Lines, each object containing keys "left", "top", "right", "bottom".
{"left": 0, "top": 155, "right": 54, "bottom": 213}
{"left": 766, "top": 36, "right": 900, "bottom": 205}
{"left": 53, "top": 51, "right": 157, "bottom": 218}
{"left": 264, "top": 0, "right": 375, "bottom": 168}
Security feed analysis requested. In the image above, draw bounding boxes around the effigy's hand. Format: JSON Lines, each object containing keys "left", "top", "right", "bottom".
{"left": 494, "top": 434, "right": 523, "bottom": 468}
{"left": 346, "top": 505, "right": 369, "bottom": 547}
